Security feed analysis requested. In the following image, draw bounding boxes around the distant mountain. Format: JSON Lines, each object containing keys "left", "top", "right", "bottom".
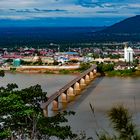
{"left": 93, "top": 15, "right": 140, "bottom": 41}
{"left": 101, "top": 15, "right": 140, "bottom": 34}
{"left": 0, "top": 15, "right": 140, "bottom": 47}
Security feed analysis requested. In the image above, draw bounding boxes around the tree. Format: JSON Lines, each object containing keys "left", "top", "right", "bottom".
{"left": 0, "top": 84, "right": 77, "bottom": 140}
{"left": 0, "top": 70, "right": 5, "bottom": 77}
{"left": 96, "top": 106, "right": 140, "bottom": 140}
{"left": 97, "top": 63, "right": 114, "bottom": 73}
{"left": 79, "top": 62, "right": 91, "bottom": 71}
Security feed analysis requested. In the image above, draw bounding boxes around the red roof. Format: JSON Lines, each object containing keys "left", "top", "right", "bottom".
{"left": 3, "top": 55, "right": 23, "bottom": 59}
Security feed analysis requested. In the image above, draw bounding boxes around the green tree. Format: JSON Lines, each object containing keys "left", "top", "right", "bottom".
{"left": 107, "top": 54, "right": 121, "bottom": 59}
{"left": 0, "top": 84, "right": 77, "bottom": 140}
{"left": 5, "top": 59, "right": 13, "bottom": 63}
{"left": 79, "top": 62, "right": 91, "bottom": 71}
{"left": 92, "top": 53, "right": 99, "bottom": 59}
{"left": 0, "top": 70, "right": 5, "bottom": 77}
{"left": 97, "top": 63, "right": 114, "bottom": 73}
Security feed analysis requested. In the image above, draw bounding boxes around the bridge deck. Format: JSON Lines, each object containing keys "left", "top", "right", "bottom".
{"left": 41, "top": 64, "right": 97, "bottom": 109}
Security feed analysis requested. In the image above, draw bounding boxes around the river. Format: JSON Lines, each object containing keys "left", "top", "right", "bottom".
{"left": 1, "top": 73, "right": 140, "bottom": 139}
{"left": 0, "top": 72, "right": 76, "bottom": 96}
{"left": 67, "top": 76, "right": 140, "bottom": 138}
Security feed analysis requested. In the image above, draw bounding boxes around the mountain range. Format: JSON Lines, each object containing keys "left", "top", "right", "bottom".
{"left": 0, "top": 15, "right": 140, "bottom": 47}
{"left": 93, "top": 15, "right": 140, "bottom": 41}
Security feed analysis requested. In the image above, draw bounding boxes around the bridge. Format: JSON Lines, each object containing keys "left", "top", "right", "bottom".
{"left": 41, "top": 64, "right": 97, "bottom": 117}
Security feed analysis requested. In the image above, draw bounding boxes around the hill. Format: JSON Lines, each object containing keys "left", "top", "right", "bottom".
{"left": 101, "top": 15, "right": 140, "bottom": 34}
{"left": 93, "top": 15, "right": 140, "bottom": 41}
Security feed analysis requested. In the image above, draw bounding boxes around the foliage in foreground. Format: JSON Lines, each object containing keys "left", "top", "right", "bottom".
{"left": 0, "top": 84, "right": 77, "bottom": 140}
{"left": 96, "top": 106, "right": 140, "bottom": 140}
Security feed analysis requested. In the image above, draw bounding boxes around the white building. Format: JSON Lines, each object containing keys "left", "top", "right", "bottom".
{"left": 124, "top": 43, "right": 134, "bottom": 62}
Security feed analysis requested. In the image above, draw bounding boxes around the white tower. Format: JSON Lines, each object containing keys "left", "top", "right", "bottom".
{"left": 126, "top": 47, "right": 134, "bottom": 62}
{"left": 124, "top": 42, "right": 128, "bottom": 61}
{"left": 124, "top": 42, "right": 134, "bottom": 62}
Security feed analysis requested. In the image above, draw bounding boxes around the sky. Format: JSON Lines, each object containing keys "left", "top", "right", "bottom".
{"left": 0, "top": 0, "right": 140, "bottom": 27}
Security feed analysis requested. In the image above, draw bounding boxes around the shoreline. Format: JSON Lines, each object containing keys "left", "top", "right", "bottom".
{"left": 1, "top": 64, "right": 81, "bottom": 75}
{"left": 4, "top": 69, "right": 81, "bottom": 76}
{"left": 105, "top": 70, "right": 140, "bottom": 77}
{"left": 3, "top": 69, "right": 140, "bottom": 77}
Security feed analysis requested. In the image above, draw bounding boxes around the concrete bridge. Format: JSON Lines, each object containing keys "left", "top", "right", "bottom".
{"left": 41, "top": 64, "right": 97, "bottom": 117}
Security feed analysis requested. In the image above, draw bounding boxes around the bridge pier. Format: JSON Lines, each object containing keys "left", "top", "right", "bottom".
{"left": 67, "top": 87, "right": 75, "bottom": 101}
{"left": 61, "top": 93, "right": 67, "bottom": 103}
{"left": 74, "top": 82, "right": 81, "bottom": 95}
{"left": 67, "top": 87, "right": 74, "bottom": 96}
{"left": 52, "top": 98, "right": 59, "bottom": 111}
{"left": 93, "top": 69, "right": 97, "bottom": 78}
{"left": 80, "top": 78, "right": 86, "bottom": 89}
{"left": 85, "top": 74, "right": 90, "bottom": 84}
{"left": 89, "top": 72, "right": 94, "bottom": 79}
{"left": 43, "top": 106, "right": 48, "bottom": 117}
{"left": 94, "top": 69, "right": 97, "bottom": 73}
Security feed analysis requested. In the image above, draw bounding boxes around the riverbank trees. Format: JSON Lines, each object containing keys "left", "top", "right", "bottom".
{"left": 0, "top": 84, "right": 77, "bottom": 140}
{"left": 97, "top": 63, "right": 140, "bottom": 77}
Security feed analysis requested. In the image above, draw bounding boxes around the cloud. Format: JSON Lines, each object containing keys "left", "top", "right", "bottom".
{"left": 0, "top": 0, "right": 139, "bottom": 23}
{"left": 96, "top": 11, "right": 118, "bottom": 14}
{"left": 125, "top": 4, "right": 140, "bottom": 9}
{"left": 8, "top": 8, "right": 67, "bottom": 13}
{"left": 15, "top": 9, "right": 33, "bottom": 13}
{"left": 33, "top": 8, "right": 67, "bottom": 13}
{"left": 77, "top": 0, "right": 103, "bottom": 8}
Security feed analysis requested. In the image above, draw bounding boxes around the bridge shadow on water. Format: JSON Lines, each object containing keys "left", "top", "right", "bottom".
{"left": 67, "top": 76, "right": 105, "bottom": 111}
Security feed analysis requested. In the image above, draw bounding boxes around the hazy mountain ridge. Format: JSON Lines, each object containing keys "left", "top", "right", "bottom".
{"left": 0, "top": 15, "right": 140, "bottom": 47}
{"left": 100, "top": 15, "right": 140, "bottom": 34}
{"left": 91, "top": 15, "right": 140, "bottom": 42}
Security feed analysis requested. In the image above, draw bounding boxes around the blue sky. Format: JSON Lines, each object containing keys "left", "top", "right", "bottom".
{"left": 0, "top": 0, "right": 140, "bottom": 27}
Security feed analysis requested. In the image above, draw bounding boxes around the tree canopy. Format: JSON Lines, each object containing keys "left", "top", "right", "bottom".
{"left": 0, "top": 84, "right": 77, "bottom": 140}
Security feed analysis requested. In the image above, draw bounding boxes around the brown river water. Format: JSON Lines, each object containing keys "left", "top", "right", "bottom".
{"left": 0, "top": 73, "right": 140, "bottom": 138}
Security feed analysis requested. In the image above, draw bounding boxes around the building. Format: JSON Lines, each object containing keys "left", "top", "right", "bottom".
{"left": 124, "top": 43, "right": 134, "bottom": 62}
{"left": 13, "top": 59, "right": 21, "bottom": 67}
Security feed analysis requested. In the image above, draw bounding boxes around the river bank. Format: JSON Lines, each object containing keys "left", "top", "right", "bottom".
{"left": 105, "top": 70, "right": 140, "bottom": 77}
{"left": 1, "top": 65, "right": 82, "bottom": 74}
{"left": 2, "top": 64, "right": 140, "bottom": 77}
{"left": 3, "top": 69, "right": 140, "bottom": 78}
{"left": 4, "top": 68, "right": 82, "bottom": 75}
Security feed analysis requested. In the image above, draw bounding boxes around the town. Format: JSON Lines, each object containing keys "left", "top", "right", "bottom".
{"left": 0, "top": 42, "right": 140, "bottom": 74}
